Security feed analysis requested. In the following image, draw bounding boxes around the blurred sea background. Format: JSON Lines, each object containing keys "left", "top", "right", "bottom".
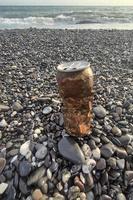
{"left": 0, "top": 6, "right": 133, "bottom": 29}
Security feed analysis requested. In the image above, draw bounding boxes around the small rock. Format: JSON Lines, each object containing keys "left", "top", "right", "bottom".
{"left": 82, "top": 159, "right": 96, "bottom": 173}
{"left": 86, "top": 172, "right": 94, "bottom": 190}
{"left": 20, "top": 140, "right": 32, "bottom": 159}
{"left": 101, "top": 143, "right": 115, "bottom": 158}
{"left": 94, "top": 105, "right": 107, "bottom": 118}
{"left": 112, "top": 126, "right": 122, "bottom": 136}
{"left": 116, "top": 193, "right": 126, "bottom": 200}
{"left": 34, "top": 128, "right": 41, "bottom": 135}
{"left": 0, "top": 119, "right": 8, "bottom": 127}
{"left": 124, "top": 171, "right": 133, "bottom": 186}
{"left": 47, "top": 168, "right": 52, "bottom": 180}
{"left": 58, "top": 137, "right": 85, "bottom": 164}
{"left": 62, "top": 169, "right": 71, "bottom": 183}
{"left": 74, "top": 176, "right": 85, "bottom": 191}
{"left": 0, "top": 104, "right": 10, "bottom": 112}
{"left": 12, "top": 101, "right": 23, "bottom": 111}
{"left": 92, "top": 147, "right": 101, "bottom": 160}
{"left": 96, "top": 158, "right": 106, "bottom": 170}
{"left": 82, "top": 144, "right": 92, "bottom": 159}
{"left": 107, "top": 157, "right": 116, "bottom": 169}
{"left": 87, "top": 191, "right": 94, "bottom": 200}
{"left": 0, "top": 158, "right": 6, "bottom": 174}
{"left": 42, "top": 106, "right": 52, "bottom": 115}
{"left": 35, "top": 145, "right": 47, "bottom": 160}
{"left": 19, "top": 160, "right": 32, "bottom": 177}
{"left": 19, "top": 178, "right": 29, "bottom": 195}
{"left": 115, "top": 147, "right": 127, "bottom": 158}
{"left": 0, "top": 183, "right": 8, "bottom": 195}
{"left": 27, "top": 167, "right": 45, "bottom": 186}
{"left": 118, "top": 134, "right": 131, "bottom": 147}
{"left": 100, "top": 194, "right": 112, "bottom": 200}
{"left": 32, "top": 189, "right": 43, "bottom": 200}
{"left": 117, "top": 159, "right": 125, "bottom": 169}
{"left": 38, "top": 177, "right": 48, "bottom": 194}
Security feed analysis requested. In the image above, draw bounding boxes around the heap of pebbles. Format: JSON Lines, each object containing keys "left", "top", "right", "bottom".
{"left": 0, "top": 29, "right": 133, "bottom": 200}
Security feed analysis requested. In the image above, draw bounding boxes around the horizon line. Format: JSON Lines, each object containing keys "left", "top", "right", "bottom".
{"left": 0, "top": 4, "right": 133, "bottom": 6}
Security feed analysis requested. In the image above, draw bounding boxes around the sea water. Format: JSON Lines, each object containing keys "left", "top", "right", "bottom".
{"left": 0, "top": 6, "right": 133, "bottom": 29}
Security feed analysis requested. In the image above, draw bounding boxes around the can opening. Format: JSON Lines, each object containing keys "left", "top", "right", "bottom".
{"left": 57, "top": 61, "right": 90, "bottom": 73}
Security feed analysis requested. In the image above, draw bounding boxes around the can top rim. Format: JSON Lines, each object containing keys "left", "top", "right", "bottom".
{"left": 57, "top": 61, "right": 90, "bottom": 72}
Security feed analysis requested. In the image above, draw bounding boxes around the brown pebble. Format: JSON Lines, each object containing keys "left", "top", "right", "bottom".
{"left": 74, "top": 176, "right": 85, "bottom": 191}
{"left": 32, "top": 189, "right": 43, "bottom": 200}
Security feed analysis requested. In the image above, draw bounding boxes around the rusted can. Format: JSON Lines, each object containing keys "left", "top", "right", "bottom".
{"left": 56, "top": 61, "right": 93, "bottom": 137}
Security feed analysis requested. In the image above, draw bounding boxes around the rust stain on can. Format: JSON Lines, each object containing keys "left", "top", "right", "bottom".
{"left": 56, "top": 61, "right": 93, "bottom": 137}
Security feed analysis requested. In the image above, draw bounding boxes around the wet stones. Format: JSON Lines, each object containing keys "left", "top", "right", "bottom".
{"left": 94, "top": 105, "right": 107, "bottom": 118}
{"left": 58, "top": 137, "right": 85, "bottom": 164}
{"left": 101, "top": 143, "right": 115, "bottom": 158}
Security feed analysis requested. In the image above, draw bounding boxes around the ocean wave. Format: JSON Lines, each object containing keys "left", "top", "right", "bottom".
{"left": 0, "top": 17, "right": 54, "bottom": 26}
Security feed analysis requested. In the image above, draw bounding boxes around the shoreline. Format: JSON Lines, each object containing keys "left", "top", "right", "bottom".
{"left": 0, "top": 29, "right": 133, "bottom": 199}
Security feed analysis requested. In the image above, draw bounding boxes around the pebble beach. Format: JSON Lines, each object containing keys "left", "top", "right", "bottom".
{"left": 0, "top": 28, "right": 133, "bottom": 200}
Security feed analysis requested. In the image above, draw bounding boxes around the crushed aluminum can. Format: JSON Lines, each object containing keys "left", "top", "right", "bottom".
{"left": 56, "top": 61, "right": 93, "bottom": 137}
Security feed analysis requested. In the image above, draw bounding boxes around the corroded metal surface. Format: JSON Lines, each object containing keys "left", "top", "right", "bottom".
{"left": 56, "top": 61, "right": 93, "bottom": 137}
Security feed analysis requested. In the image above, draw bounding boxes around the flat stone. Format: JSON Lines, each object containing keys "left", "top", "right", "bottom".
{"left": 96, "top": 158, "right": 106, "bottom": 170}
{"left": 0, "top": 119, "right": 8, "bottom": 127}
{"left": 101, "top": 143, "right": 115, "bottom": 158}
{"left": 112, "top": 126, "right": 122, "bottom": 136}
{"left": 12, "top": 101, "right": 23, "bottom": 111}
{"left": 92, "top": 147, "right": 101, "bottom": 160}
{"left": 32, "top": 189, "right": 43, "bottom": 200}
{"left": 107, "top": 157, "right": 116, "bottom": 169}
{"left": 58, "top": 136, "right": 85, "bottom": 164}
{"left": 0, "top": 104, "right": 10, "bottom": 112}
{"left": 42, "top": 106, "right": 52, "bottom": 115}
{"left": 0, "top": 158, "right": 6, "bottom": 174}
{"left": 94, "top": 105, "right": 107, "bottom": 118}
{"left": 20, "top": 140, "right": 32, "bottom": 159}
{"left": 27, "top": 167, "right": 45, "bottom": 186}
{"left": 35, "top": 145, "right": 47, "bottom": 160}
{"left": 19, "top": 160, "right": 32, "bottom": 177}
{"left": 117, "top": 159, "right": 125, "bottom": 169}
{"left": 0, "top": 183, "right": 8, "bottom": 195}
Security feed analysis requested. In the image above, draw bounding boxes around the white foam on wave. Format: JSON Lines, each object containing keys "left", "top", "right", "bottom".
{"left": 0, "top": 17, "right": 54, "bottom": 26}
